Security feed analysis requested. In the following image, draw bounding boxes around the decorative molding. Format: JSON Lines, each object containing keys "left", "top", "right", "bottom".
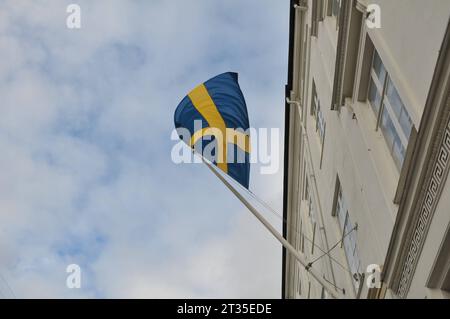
{"left": 331, "top": 0, "right": 353, "bottom": 110}
{"left": 397, "top": 111, "right": 450, "bottom": 298}
{"left": 394, "top": 126, "right": 418, "bottom": 204}
{"left": 355, "top": 0, "right": 366, "bottom": 13}
{"left": 393, "top": 20, "right": 450, "bottom": 295}
{"left": 427, "top": 222, "right": 450, "bottom": 289}
{"left": 331, "top": 0, "right": 362, "bottom": 111}
{"left": 311, "top": 0, "right": 318, "bottom": 37}
{"left": 382, "top": 18, "right": 450, "bottom": 299}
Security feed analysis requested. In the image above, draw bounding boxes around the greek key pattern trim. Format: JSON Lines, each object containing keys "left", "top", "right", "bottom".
{"left": 397, "top": 118, "right": 450, "bottom": 298}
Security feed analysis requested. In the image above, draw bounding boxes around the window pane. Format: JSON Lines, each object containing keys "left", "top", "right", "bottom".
{"left": 380, "top": 104, "right": 407, "bottom": 169}
{"left": 372, "top": 51, "right": 386, "bottom": 83}
{"left": 348, "top": 230, "right": 357, "bottom": 250}
{"left": 318, "top": 111, "right": 325, "bottom": 141}
{"left": 380, "top": 105, "right": 395, "bottom": 150}
{"left": 344, "top": 238, "right": 353, "bottom": 264}
{"left": 392, "top": 137, "right": 405, "bottom": 169}
{"left": 304, "top": 178, "right": 309, "bottom": 200}
{"left": 352, "top": 248, "right": 361, "bottom": 274}
{"left": 337, "top": 195, "right": 346, "bottom": 230}
{"left": 386, "top": 76, "right": 413, "bottom": 139}
{"left": 311, "top": 82, "right": 318, "bottom": 117}
{"left": 386, "top": 76, "right": 403, "bottom": 119}
{"left": 368, "top": 78, "right": 381, "bottom": 115}
{"left": 344, "top": 212, "right": 352, "bottom": 237}
{"left": 332, "top": 0, "right": 340, "bottom": 17}
{"left": 399, "top": 107, "right": 413, "bottom": 139}
{"left": 334, "top": 186, "right": 361, "bottom": 287}
{"left": 312, "top": 96, "right": 317, "bottom": 117}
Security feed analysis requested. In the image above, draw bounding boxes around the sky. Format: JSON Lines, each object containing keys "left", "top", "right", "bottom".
{"left": 0, "top": 0, "right": 289, "bottom": 298}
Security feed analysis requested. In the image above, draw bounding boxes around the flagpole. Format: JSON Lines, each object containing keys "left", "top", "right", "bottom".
{"left": 203, "top": 159, "right": 343, "bottom": 299}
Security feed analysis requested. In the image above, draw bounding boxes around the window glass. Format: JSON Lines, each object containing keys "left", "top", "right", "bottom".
{"left": 386, "top": 76, "right": 413, "bottom": 139}
{"left": 312, "top": 94, "right": 318, "bottom": 117}
{"left": 380, "top": 103, "right": 406, "bottom": 168}
{"left": 369, "top": 51, "right": 414, "bottom": 170}
{"left": 317, "top": 109, "right": 325, "bottom": 141}
{"left": 332, "top": 0, "right": 340, "bottom": 17}
{"left": 309, "top": 194, "right": 316, "bottom": 224}
{"left": 311, "top": 82, "right": 318, "bottom": 116}
{"left": 304, "top": 177, "right": 309, "bottom": 200}
{"left": 399, "top": 107, "right": 413, "bottom": 139}
{"left": 386, "top": 77, "right": 403, "bottom": 118}
{"left": 312, "top": 80, "right": 326, "bottom": 144}
{"left": 343, "top": 214, "right": 353, "bottom": 247}
{"left": 372, "top": 51, "right": 386, "bottom": 82}
{"left": 335, "top": 183, "right": 361, "bottom": 288}
{"left": 392, "top": 137, "right": 405, "bottom": 169}
{"left": 337, "top": 190, "right": 346, "bottom": 230}
{"left": 368, "top": 78, "right": 381, "bottom": 115}
{"left": 380, "top": 107, "right": 396, "bottom": 150}
{"left": 352, "top": 247, "right": 361, "bottom": 276}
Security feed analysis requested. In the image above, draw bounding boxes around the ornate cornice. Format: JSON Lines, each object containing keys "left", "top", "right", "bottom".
{"left": 331, "top": 0, "right": 354, "bottom": 110}
{"left": 389, "top": 19, "right": 450, "bottom": 298}
{"left": 397, "top": 109, "right": 450, "bottom": 297}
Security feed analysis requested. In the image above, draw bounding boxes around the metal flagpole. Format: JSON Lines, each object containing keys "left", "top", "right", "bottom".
{"left": 203, "top": 159, "right": 343, "bottom": 299}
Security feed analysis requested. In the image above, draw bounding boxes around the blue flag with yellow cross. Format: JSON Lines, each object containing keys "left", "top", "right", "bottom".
{"left": 174, "top": 72, "right": 251, "bottom": 188}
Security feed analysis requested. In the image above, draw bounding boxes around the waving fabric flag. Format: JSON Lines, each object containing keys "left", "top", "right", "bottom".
{"left": 174, "top": 72, "right": 251, "bottom": 188}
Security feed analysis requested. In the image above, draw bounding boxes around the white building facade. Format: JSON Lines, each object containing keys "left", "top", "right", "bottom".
{"left": 282, "top": 0, "right": 450, "bottom": 299}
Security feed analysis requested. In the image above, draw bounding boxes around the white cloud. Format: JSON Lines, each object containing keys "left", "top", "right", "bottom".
{"left": 0, "top": 0, "right": 288, "bottom": 298}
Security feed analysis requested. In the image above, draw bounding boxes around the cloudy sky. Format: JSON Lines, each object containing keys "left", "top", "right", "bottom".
{"left": 0, "top": 0, "right": 289, "bottom": 298}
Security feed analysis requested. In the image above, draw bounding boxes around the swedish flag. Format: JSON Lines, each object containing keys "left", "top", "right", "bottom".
{"left": 174, "top": 72, "right": 251, "bottom": 188}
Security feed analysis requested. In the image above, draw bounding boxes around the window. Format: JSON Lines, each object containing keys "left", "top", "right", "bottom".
{"left": 427, "top": 228, "right": 450, "bottom": 293}
{"left": 332, "top": 0, "right": 341, "bottom": 18}
{"left": 312, "top": 0, "right": 326, "bottom": 36}
{"left": 368, "top": 50, "right": 413, "bottom": 170}
{"left": 317, "top": 107, "right": 326, "bottom": 143}
{"left": 295, "top": 215, "right": 302, "bottom": 251}
{"left": 311, "top": 0, "right": 319, "bottom": 37}
{"left": 299, "top": 218, "right": 305, "bottom": 253}
{"left": 301, "top": 232, "right": 305, "bottom": 254}
{"left": 334, "top": 180, "right": 362, "bottom": 288}
{"left": 307, "top": 282, "right": 311, "bottom": 299}
{"left": 331, "top": 0, "right": 341, "bottom": 29}
{"left": 311, "top": 222, "right": 316, "bottom": 255}
{"left": 306, "top": 175, "right": 317, "bottom": 254}
{"left": 304, "top": 174, "right": 317, "bottom": 255}
{"left": 311, "top": 81, "right": 318, "bottom": 117}
{"left": 304, "top": 175, "right": 309, "bottom": 201}
{"left": 307, "top": 182, "right": 314, "bottom": 218}
{"left": 297, "top": 268, "right": 302, "bottom": 296}
{"left": 319, "top": 0, "right": 326, "bottom": 21}
{"left": 326, "top": 0, "right": 333, "bottom": 16}
{"left": 321, "top": 286, "right": 328, "bottom": 299}
{"left": 311, "top": 80, "right": 326, "bottom": 145}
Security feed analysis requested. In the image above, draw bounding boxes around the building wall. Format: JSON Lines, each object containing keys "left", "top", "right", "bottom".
{"left": 364, "top": 0, "right": 450, "bottom": 124}
{"left": 284, "top": 0, "right": 450, "bottom": 299}
{"left": 408, "top": 178, "right": 450, "bottom": 298}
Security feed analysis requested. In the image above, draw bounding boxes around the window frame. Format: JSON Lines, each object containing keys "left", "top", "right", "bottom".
{"left": 311, "top": 80, "right": 326, "bottom": 147}
{"left": 311, "top": 221, "right": 317, "bottom": 255}
{"left": 333, "top": 179, "right": 362, "bottom": 289}
{"left": 367, "top": 50, "right": 413, "bottom": 170}
{"left": 331, "top": 0, "right": 341, "bottom": 30}
{"left": 297, "top": 267, "right": 302, "bottom": 296}
{"left": 307, "top": 281, "right": 311, "bottom": 299}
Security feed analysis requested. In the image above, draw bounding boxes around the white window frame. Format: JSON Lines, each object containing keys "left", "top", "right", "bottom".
{"left": 368, "top": 50, "right": 413, "bottom": 170}
{"left": 331, "top": 0, "right": 341, "bottom": 30}
{"left": 312, "top": 80, "right": 326, "bottom": 147}
{"left": 334, "top": 181, "right": 362, "bottom": 289}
